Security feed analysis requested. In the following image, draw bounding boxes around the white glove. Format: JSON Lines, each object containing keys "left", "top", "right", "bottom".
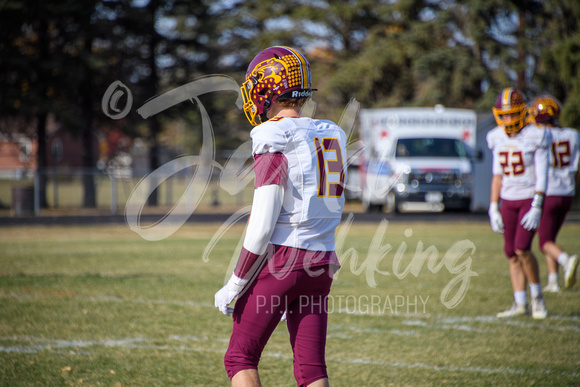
{"left": 488, "top": 202, "right": 504, "bottom": 234}
{"left": 214, "top": 274, "right": 248, "bottom": 316}
{"left": 521, "top": 194, "right": 544, "bottom": 231}
{"left": 521, "top": 206, "right": 542, "bottom": 231}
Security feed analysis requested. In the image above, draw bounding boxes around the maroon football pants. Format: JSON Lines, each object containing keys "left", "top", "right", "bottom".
{"left": 500, "top": 198, "right": 535, "bottom": 258}
{"left": 537, "top": 196, "right": 573, "bottom": 250}
{"left": 224, "top": 264, "right": 333, "bottom": 387}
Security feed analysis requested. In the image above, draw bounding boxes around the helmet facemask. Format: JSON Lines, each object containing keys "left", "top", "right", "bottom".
{"left": 493, "top": 106, "right": 527, "bottom": 135}
{"left": 241, "top": 74, "right": 275, "bottom": 126}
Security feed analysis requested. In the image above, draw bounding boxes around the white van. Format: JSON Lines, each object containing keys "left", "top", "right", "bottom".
{"left": 357, "top": 105, "right": 478, "bottom": 213}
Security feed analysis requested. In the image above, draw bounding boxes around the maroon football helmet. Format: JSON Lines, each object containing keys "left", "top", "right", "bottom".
{"left": 240, "top": 46, "right": 315, "bottom": 126}
{"left": 529, "top": 95, "right": 561, "bottom": 125}
{"left": 492, "top": 88, "right": 527, "bottom": 135}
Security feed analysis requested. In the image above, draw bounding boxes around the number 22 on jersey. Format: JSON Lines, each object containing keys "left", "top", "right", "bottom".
{"left": 314, "top": 137, "right": 345, "bottom": 198}
{"left": 499, "top": 150, "right": 525, "bottom": 176}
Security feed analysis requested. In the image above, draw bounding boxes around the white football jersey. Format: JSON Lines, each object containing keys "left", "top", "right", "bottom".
{"left": 546, "top": 126, "right": 580, "bottom": 196}
{"left": 250, "top": 116, "right": 347, "bottom": 251}
{"left": 487, "top": 124, "right": 551, "bottom": 200}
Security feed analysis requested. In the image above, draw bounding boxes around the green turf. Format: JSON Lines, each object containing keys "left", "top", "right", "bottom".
{"left": 0, "top": 220, "right": 579, "bottom": 386}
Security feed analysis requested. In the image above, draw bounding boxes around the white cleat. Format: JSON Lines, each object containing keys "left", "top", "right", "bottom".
{"left": 531, "top": 296, "right": 548, "bottom": 320}
{"left": 543, "top": 282, "right": 561, "bottom": 293}
{"left": 497, "top": 303, "right": 528, "bottom": 318}
{"left": 563, "top": 254, "right": 578, "bottom": 289}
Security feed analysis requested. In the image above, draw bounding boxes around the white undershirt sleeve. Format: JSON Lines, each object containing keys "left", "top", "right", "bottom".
{"left": 534, "top": 135, "right": 550, "bottom": 194}
{"left": 242, "top": 184, "right": 284, "bottom": 255}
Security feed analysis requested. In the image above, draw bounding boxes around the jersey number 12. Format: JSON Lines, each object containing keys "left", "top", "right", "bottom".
{"left": 551, "top": 140, "right": 571, "bottom": 168}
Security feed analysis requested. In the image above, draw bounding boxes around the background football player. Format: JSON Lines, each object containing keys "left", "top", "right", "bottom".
{"left": 214, "top": 46, "right": 347, "bottom": 387}
{"left": 487, "top": 87, "right": 551, "bottom": 319}
{"left": 528, "top": 95, "right": 579, "bottom": 292}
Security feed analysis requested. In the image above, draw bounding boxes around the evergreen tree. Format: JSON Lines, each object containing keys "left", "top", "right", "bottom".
{"left": 534, "top": 0, "right": 580, "bottom": 127}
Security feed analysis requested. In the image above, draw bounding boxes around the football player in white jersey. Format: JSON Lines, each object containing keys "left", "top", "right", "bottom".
{"left": 214, "top": 46, "right": 347, "bottom": 387}
{"left": 528, "top": 96, "right": 579, "bottom": 292}
{"left": 487, "top": 87, "right": 551, "bottom": 319}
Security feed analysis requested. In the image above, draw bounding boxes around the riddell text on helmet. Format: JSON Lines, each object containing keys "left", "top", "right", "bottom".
{"left": 291, "top": 90, "right": 312, "bottom": 98}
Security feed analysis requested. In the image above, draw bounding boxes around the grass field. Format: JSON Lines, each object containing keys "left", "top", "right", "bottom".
{"left": 0, "top": 218, "right": 579, "bottom": 386}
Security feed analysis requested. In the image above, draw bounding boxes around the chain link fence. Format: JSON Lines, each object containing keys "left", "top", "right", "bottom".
{"left": 0, "top": 164, "right": 254, "bottom": 218}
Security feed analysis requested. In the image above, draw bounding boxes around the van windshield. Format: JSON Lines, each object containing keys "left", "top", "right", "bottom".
{"left": 395, "top": 138, "right": 467, "bottom": 158}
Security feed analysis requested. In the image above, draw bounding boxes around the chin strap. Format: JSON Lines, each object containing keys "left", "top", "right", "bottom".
{"left": 257, "top": 92, "right": 275, "bottom": 124}
{"left": 259, "top": 112, "right": 269, "bottom": 124}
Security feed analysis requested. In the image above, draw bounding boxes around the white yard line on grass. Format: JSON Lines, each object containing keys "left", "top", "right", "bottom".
{"left": 332, "top": 356, "right": 580, "bottom": 378}
{"left": 1, "top": 335, "right": 578, "bottom": 379}
{"left": 0, "top": 335, "right": 227, "bottom": 355}
{"left": 4, "top": 292, "right": 580, "bottom": 334}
